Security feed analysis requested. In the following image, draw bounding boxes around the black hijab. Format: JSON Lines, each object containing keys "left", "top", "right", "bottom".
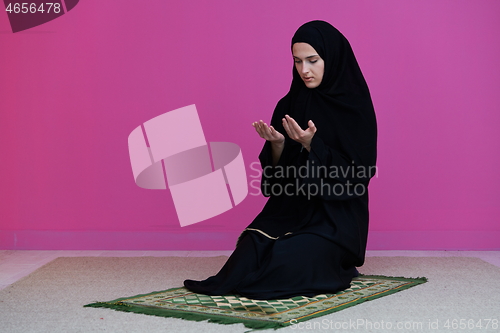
{"left": 270, "top": 20, "right": 377, "bottom": 172}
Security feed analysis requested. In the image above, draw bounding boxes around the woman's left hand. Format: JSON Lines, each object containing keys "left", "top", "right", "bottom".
{"left": 282, "top": 115, "right": 317, "bottom": 151}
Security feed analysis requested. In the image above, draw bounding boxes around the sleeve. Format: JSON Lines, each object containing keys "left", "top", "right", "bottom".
{"left": 302, "top": 135, "right": 377, "bottom": 200}
{"left": 257, "top": 97, "right": 304, "bottom": 197}
{"left": 258, "top": 139, "right": 305, "bottom": 197}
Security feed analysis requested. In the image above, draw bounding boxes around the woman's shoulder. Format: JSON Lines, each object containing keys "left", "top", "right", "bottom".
{"left": 276, "top": 92, "right": 291, "bottom": 106}
{"left": 273, "top": 93, "right": 292, "bottom": 114}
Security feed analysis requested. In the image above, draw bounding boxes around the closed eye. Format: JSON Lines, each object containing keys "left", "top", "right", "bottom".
{"left": 294, "top": 56, "right": 320, "bottom": 64}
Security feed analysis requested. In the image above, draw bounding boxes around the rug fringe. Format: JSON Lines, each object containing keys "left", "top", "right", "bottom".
{"left": 358, "top": 273, "right": 428, "bottom": 282}
{"left": 84, "top": 301, "right": 285, "bottom": 330}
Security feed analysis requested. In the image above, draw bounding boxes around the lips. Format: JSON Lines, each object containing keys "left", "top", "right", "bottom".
{"left": 303, "top": 77, "right": 313, "bottom": 82}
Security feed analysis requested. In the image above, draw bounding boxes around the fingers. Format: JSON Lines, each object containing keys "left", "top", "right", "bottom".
{"left": 253, "top": 120, "right": 283, "bottom": 142}
{"left": 252, "top": 121, "right": 262, "bottom": 137}
{"left": 253, "top": 116, "right": 314, "bottom": 147}
{"left": 261, "top": 121, "right": 273, "bottom": 138}
{"left": 282, "top": 116, "right": 317, "bottom": 148}
{"left": 252, "top": 120, "right": 269, "bottom": 138}
{"left": 308, "top": 120, "right": 317, "bottom": 134}
{"left": 269, "top": 125, "right": 277, "bottom": 135}
{"left": 284, "top": 115, "right": 304, "bottom": 134}
{"left": 283, "top": 115, "right": 303, "bottom": 140}
{"left": 282, "top": 117, "right": 291, "bottom": 137}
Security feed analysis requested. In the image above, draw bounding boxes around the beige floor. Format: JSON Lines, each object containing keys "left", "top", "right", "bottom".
{"left": 1, "top": 250, "right": 499, "bottom": 291}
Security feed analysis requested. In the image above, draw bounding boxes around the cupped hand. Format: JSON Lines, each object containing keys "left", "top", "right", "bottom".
{"left": 282, "top": 115, "right": 317, "bottom": 151}
{"left": 252, "top": 120, "right": 285, "bottom": 145}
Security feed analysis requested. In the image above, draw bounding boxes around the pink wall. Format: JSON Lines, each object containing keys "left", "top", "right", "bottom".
{"left": 1, "top": 0, "right": 499, "bottom": 250}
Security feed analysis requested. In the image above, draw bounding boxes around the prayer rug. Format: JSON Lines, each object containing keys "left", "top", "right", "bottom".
{"left": 85, "top": 275, "right": 426, "bottom": 330}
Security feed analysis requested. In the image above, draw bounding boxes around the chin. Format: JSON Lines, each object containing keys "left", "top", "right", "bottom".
{"left": 305, "top": 82, "right": 320, "bottom": 89}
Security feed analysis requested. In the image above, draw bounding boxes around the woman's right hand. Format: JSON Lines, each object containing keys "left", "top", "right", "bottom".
{"left": 252, "top": 120, "right": 285, "bottom": 145}
{"left": 253, "top": 120, "right": 285, "bottom": 166}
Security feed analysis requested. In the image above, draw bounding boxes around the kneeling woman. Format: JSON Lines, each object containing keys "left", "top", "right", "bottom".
{"left": 184, "top": 20, "right": 377, "bottom": 300}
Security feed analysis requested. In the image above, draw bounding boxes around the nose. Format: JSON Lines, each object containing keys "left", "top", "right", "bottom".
{"left": 300, "top": 63, "right": 310, "bottom": 75}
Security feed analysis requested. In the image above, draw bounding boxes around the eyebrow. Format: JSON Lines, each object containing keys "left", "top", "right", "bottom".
{"left": 293, "top": 55, "right": 320, "bottom": 59}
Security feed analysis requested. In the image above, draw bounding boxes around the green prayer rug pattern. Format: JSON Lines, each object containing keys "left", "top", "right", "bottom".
{"left": 85, "top": 275, "right": 427, "bottom": 330}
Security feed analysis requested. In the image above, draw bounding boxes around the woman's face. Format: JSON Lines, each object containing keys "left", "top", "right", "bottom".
{"left": 292, "top": 42, "right": 325, "bottom": 89}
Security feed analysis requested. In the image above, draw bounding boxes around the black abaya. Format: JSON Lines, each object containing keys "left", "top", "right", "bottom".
{"left": 184, "top": 21, "right": 377, "bottom": 300}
